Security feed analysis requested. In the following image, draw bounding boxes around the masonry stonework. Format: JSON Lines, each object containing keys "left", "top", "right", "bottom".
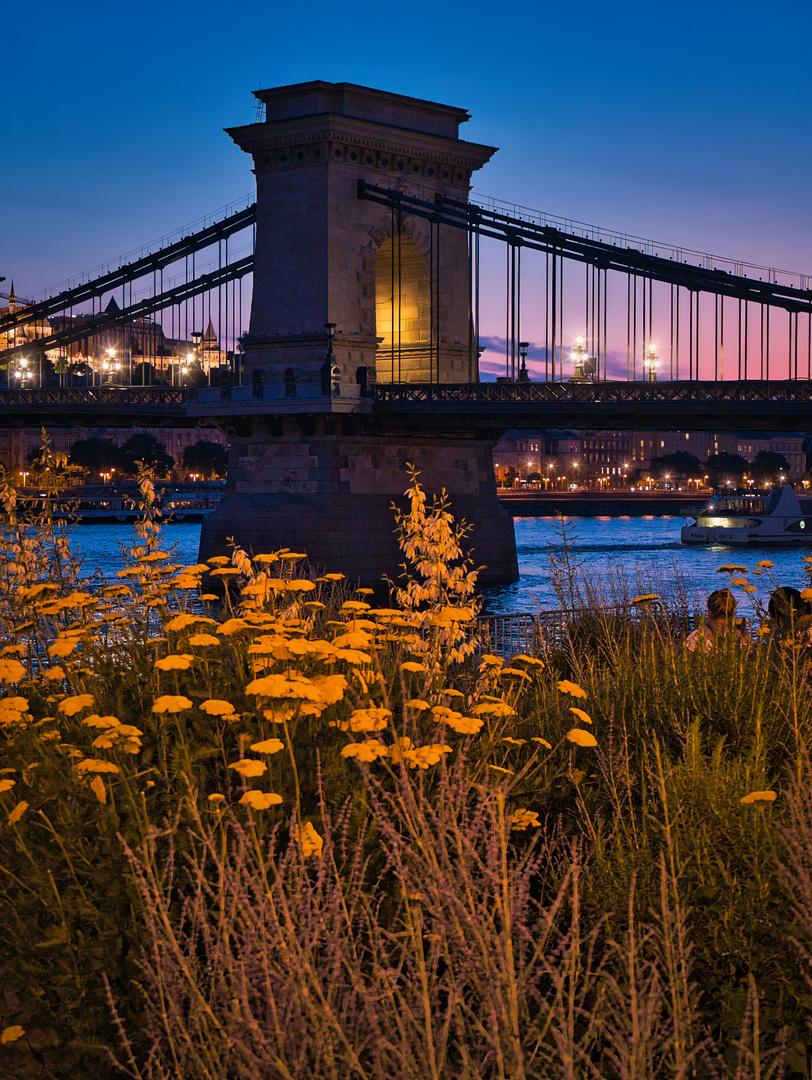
{"left": 199, "top": 418, "right": 517, "bottom": 587}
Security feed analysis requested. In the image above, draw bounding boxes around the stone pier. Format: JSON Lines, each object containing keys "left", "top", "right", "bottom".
{"left": 199, "top": 416, "right": 517, "bottom": 587}
{"left": 198, "top": 81, "right": 518, "bottom": 586}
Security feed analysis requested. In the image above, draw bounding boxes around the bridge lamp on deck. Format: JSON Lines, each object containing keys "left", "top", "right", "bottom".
{"left": 14, "top": 358, "right": 30, "bottom": 385}
{"left": 518, "top": 342, "right": 530, "bottom": 382}
{"left": 644, "top": 343, "right": 658, "bottom": 382}
{"left": 571, "top": 336, "right": 588, "bottom": 380}
{"left": 102, "top": 348, "right": 121, "bottom": 382}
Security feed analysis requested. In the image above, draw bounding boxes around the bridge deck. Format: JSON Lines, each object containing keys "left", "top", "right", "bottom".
{"left": 0, "top": 380, "right": 807, "bottom": 433}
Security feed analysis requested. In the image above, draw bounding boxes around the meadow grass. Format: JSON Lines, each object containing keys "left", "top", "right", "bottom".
{"left": 1, "top": 465, "right": 812, "bottom": 1078}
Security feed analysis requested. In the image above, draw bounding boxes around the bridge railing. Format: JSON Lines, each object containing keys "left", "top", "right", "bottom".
{"left": 0, "top": 387, "right": 191, "bottom": 407}
{"left": 478, "top": 600, "right": 685, "bottom": 659}
{"left": 374, "top": 379, "right": 812, "bottom": 405}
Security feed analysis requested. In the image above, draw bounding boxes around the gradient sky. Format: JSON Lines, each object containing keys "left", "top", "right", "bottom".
{"left": 3, "top": 0, "right": 811, "bottom": 379}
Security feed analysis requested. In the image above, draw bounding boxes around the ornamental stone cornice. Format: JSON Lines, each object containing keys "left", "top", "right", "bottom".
{"left": 225, "top": 114, "right": 496, "bottom": 178}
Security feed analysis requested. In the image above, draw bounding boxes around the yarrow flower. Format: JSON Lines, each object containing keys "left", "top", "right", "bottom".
{"left": 239, "top": 790, "right": 282, "bottom": 809}
{"left": 154, "top": 654, "right": 194, "bottom": 671}
{"left": 152, "top": 695, "right": 193, "bottom": 714}
{"left": 340, "top": 740, "right": 389, "bottom": 763}
{"left": 334, "top": 707, "right": 391, "bottom": 733}
{"left": 58, "top": 694, "right": 95, "bottom": 716}
{"left": 511, "top": 808, "right": 541, "bottom": 831}
{"left": 740, "top": 790, "right": 777, "bottom": 805}
{"left": 0, "top": 658, "right": 25, "bottom": 683}
{"left": 472, "top": 701, "right": 516, "bottom": 718}
{"left": 294, "top": 820, "right": 324, "bottom": 857}
{"left": 566, "top": 728, "right": 598, "bottom": 748}
{"left": 432, "top": 708, "right": 483, "bottom": 734}
{"left": 75, "top": 759, "right": 121, "bottom": 774}
{"left": 569, "top": 707, "right": 592, "bottom": 725}
{"left": 229, "top": 759, "right": 268, "bottom": 778}
{"left": 249, "top": 738, "right": 285, "bottom": 754}
{"left": 402, "top": 744, "right": 453, "bottom": 770}
{"left": 557, "top": 680, "right": 587, "bottom": 699}
{"left": 199, "top": 699, "right": 237, "bottom": 716}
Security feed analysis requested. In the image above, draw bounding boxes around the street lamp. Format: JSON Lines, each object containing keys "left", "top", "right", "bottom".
{"left": 13, "top": 358, "right": 31, "bottom": 386}
{"left": 190, "top": 332, "right": 203, "bottom": 383}
{"left": 644, "top": 343, "right": 658, "bottom": 382}
{"left": 518, "top": 341, "right": 530, "bottom": 382}
{"left": 18, "top": 470, "right": 29, "bottom": 487}
{"left": 102, "top": 348, "right": 120, "bottom": 385}
{"left": 571, "top": 335, "right": 589, "bottom": 380}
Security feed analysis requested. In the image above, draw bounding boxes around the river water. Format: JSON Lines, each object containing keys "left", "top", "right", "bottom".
{"left": 59, "top": 518, "right": 812, "bottom": 619}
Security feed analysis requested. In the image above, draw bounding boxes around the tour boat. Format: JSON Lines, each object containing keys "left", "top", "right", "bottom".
{"left": 681, "top": 486, "right": 812, "bottom": 545}
{"left": 34, "top": 486, "right": 225, "bottom": 525}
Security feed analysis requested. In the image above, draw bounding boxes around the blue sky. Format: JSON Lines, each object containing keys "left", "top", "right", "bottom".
{"left": 3, "top": 0, "right": 810, "bottom": 372}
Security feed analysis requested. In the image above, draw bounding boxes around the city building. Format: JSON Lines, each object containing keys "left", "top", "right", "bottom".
{"left": 493, "top": 430, "right": 583, "bottom": 486}
{"left": 1, "top": 286, "right": 231, "bottom": 386}
{"left": 0, "top": 283, "right": 57, "bottom": 384}
{"left": 494, "top": 427, "right": 809, "bottom": 487}
{"left": 638, "top": 431, "right": 806, "bottom": 476}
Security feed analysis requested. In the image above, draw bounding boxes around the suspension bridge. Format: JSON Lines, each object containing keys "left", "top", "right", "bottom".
{"left": 2, "top": 80, "right": 810, "bottom": 583}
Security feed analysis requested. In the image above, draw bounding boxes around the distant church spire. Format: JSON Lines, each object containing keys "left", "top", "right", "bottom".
{"left": 8, "top": 281, "right": 16, "bottom": 311}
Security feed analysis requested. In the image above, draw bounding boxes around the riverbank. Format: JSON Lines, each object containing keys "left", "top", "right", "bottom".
{"left": 498, "top": 490, "right": 705, "bottom": 516}
{"left": 3, "top": 491, "right": 812, "bottom": 1075}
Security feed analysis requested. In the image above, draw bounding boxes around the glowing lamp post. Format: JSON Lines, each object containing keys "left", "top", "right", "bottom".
{"left": 644, "top": 343, "right": 659, "bottom": 382}
{"left": 571, "top": 336, "right": 589, "bottom": 381}
{"left": 518, "top": 341, "right": 530, "bottom": 382}
{"left": 102, "top": 348, "right": 121, "bottom": 384}
{"left": 14, "top": 358, "right": 31, "bottom": 386}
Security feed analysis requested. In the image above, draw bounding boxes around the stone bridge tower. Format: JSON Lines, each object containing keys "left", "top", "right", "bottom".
{"left": 228, "top": 81, "right": 496, "bottom": 392}
{"left": 199, "top": 82, "right": 518, "bottom": 586}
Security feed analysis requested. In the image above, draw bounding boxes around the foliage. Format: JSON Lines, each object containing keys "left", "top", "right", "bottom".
{"left": 182, "top": 439, "right": 228, "bottom": 478}
{"left": 705, "top": 452, "right": 750, "bottom": 484}
{"left": 3, "top": 473, "right": 812, "bottom": 1076}
{"left": 648, "top": 450, "right": 704, "bottom": 479}
{"left": 118, "top": 434, "right": 175, "bottom": 477}
{"left": 751, "top": 449, "right": 792, "bottom": 482}
{"left": 67, "top": 434, "right": 175, "bottom": 479}
{"left": 68, "top": 436, "right": 128, "bottom": 475}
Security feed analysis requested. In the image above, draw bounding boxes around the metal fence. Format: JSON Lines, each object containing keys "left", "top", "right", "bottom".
{"left": 477, "top": 600, "right": 693, "bottom": 659}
